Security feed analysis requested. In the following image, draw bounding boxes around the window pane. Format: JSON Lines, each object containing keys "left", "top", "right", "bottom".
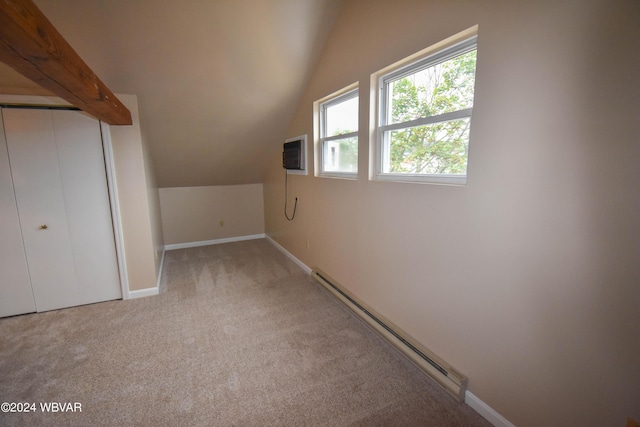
{"left": 323, "top": 137, "right": 358, "bottom": 173}
{"left": 387, "top": 50, "right": 476, "bottom": 125}
{"left": 383, "top": 118, "right": 470, "bottom": 175}
{"left": 325, "top": 95, "right": 358, "bottom": 137}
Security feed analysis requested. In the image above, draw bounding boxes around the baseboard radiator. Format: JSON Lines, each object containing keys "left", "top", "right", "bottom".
{"left": 311, "top": 269, "right": 468, "bottom": 402}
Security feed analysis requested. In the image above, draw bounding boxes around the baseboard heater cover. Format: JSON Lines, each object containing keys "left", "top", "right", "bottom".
{"left": 311, "top": 269, "right": 468, "bottom": 402}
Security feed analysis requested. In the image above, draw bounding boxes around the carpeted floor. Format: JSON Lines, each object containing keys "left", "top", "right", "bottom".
{"left": 0, "top": 238, "right": 490, "bottom": 426}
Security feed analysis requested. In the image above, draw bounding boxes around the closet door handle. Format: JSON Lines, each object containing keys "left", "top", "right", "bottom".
{"left": 40, "top": 224, "right": 48, "bottom": 230}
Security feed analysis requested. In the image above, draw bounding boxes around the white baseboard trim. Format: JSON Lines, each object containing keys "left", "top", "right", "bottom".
{"left": 465, "top": 391, "right": 515, "bottom": 427}
{"left": 265, "top": 235, "right": 312, "bottom": 274}
{"left": 128, "top": 287, "right": 160, "bottom": 299}
{"left": 164, "top": 234, "right": 266, "bottom": 251}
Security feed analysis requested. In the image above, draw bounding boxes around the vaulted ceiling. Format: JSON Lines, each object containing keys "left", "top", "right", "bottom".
{"left": 0, "top": 0, "right": 344, "bottom": 187}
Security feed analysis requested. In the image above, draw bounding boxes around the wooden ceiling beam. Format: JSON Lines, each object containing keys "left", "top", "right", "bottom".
{"left": 0, "top": 0, "right": 131, "bottom": 125}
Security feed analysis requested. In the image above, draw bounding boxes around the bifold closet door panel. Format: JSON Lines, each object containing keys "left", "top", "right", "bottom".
{"left": 49, "top": 110, "right": 121, "bottom": 306}
{"left": 5, "top": 109, "right": 80, "bottom": 312}
{"left": 3, "top": 108, "right": 121, "bottom": 312}
{"left": 0, "top": 111, "right": 36, "bottom": 317}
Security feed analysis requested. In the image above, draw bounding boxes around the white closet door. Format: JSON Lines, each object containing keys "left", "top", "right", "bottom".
{"left": 49, "top": 110, "right": 121, "bottom": 306}
{"left": 0, "top": 111, "right": 36, "bottom": 317}
{"left": 4, "top": 108, "right": 121, "bottom": 312}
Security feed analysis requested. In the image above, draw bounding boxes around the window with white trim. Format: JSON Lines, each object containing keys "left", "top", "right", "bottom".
{"left": 375, "top": 34, "right": 477, "bottom": 184}
{"left": 316, "top": 86, "right": 358, "bottom": 177}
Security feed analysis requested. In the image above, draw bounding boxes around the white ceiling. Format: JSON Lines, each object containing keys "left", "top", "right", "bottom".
{"left": 0, "top": 0, "right": 344, "bottom": 187}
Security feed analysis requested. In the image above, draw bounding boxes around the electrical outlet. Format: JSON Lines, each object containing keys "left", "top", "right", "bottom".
{"left": 627, "top": 418, "right": 640, "bottom": 427}
{"left": 306, "top": 239, "right": 310, "bottom": 249}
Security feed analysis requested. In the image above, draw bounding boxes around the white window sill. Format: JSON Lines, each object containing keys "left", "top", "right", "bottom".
{"left": 318, "top": 172, "right": 358, "bottom": 180}
{"left": 374, "top": 173, "right": 467, "bottom": 185}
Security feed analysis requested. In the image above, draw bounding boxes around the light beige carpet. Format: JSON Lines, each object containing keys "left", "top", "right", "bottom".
{"left": 0, "top": 239, "right": 490, "bottom": 426}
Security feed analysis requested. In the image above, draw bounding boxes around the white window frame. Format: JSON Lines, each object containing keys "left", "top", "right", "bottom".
{"left": 370, "top": 26, "right": 478, "bottom": 185}
{"left": 314, "top": 83, "right": 359, "bottom": 179}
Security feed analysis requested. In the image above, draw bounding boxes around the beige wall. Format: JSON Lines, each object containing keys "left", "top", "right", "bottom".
{"left": 139, "top": 120, "right": 165, "bottom": 278}
{"left": 263, "top": 1, "right": 640, "bottom": 426}
{"left": 109, "top": 94, "right": 164, "bottom": 292}
{"left": 159, "top": 184, "right": 265, "bottom": 245}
